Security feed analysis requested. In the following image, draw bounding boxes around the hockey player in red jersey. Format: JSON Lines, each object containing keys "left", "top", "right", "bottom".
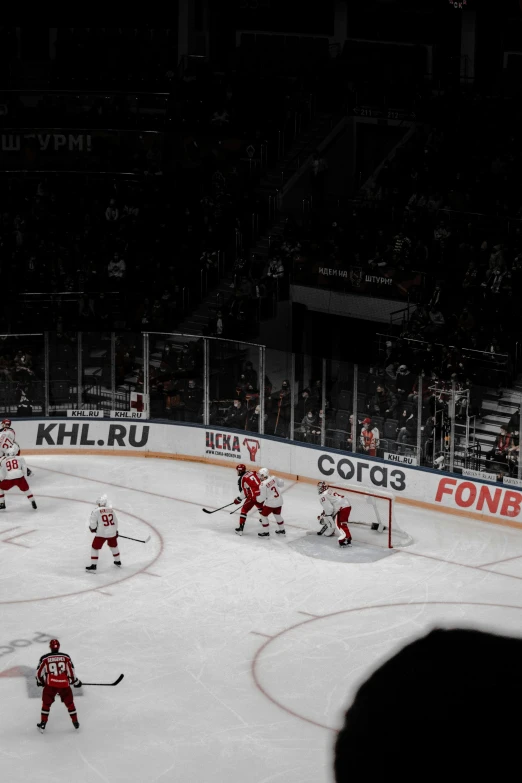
{"left": 36, "top": 639, "right": 82, "bottom": 732}
{"left": 233, "top": 463, "right": 262, "bottom": 536}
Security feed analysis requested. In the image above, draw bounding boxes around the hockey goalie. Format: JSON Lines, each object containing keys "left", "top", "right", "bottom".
{"left": 317, "top": 481, "right": 352, "bottom": 548}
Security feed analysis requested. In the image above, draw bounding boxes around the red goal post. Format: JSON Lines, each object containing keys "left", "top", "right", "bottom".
{"left": 326, "top": 483, "right": 413, "bottom": 549}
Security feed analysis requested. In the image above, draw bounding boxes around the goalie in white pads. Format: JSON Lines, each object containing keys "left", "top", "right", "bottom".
{"left": 257, "top": 467, "right": 285, "bottom": 537}
{"left": 317, "top": 481, "right": 352, "bottom": 547}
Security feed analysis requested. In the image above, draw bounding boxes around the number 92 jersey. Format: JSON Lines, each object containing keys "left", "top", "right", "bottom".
{"left": 89, "top": 505, "right": 119, "bottom": 538}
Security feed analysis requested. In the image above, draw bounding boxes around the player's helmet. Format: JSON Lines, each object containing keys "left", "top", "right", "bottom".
{"left": 258, "top": 467, "right": 269, "bottom": 480}
{"left": 1, "top": 419, "right": 11, "bottom": 429}
{"left": 5, "top": 447, "right": 16, "bottom": 457}
{"left": 236, "top": 464, "right": 247, "bottom": 476}
{"left": 49, "top": 639, "right": 60, "bottom": 651}
{"left": 317, "top": 481, "right": 329, "bottom": 495}
{"left": 96, "top": 495, "right": 108, "bottom": 507}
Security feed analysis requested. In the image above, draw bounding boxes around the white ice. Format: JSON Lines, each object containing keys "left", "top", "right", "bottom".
{"left": 2, "top": 455, "right": 522, "bottom": 783}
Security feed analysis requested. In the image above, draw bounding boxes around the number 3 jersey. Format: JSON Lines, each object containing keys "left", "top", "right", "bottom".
{"left": 89, "top": 505, "right": 119, "bottom": 538}
{"left": 258, "top": 475, "right": 285, "bottom": 508}
{"left": 37, "top": 652, "right": 76, "bottom": 688}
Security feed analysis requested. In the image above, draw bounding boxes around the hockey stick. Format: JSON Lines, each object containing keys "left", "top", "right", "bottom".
{"left": 202, "top": 501, "right": 236, "bottom": 514}
{"left": 81, "top": 674, "right": 124, "bottom": 687}
{"left": 118, "top": 534, "right": 150, "bottom": 544}
{"left": 229, "top": 505, "right": 243, "bottom": 515}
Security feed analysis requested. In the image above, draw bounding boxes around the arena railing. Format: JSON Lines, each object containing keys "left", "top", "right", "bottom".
{"left": 0, "top": 331, "right": 519, "bottom": 484}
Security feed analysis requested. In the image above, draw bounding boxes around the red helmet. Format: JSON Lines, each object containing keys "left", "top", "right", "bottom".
{"left": 2, "top": 419, "right": 11, "bottom": 429}
{"left": 49, "top": 639, "right": 60, "bottom": 651}
{"left": 236, "top": 463, "right": 247, "bottom": 476}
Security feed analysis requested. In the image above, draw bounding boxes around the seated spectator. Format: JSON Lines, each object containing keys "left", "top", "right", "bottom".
{"left": 369, "top": 385, "right": 397, "bottom": 419}
{"left": 360, "top": 417, "right": 379, "bottom": 457}
{"left": 396, "top": 410, "right": 417, "bottom": 453}
{"left": 105, "top": 199, "right": 119, "bottom": 222}
{"left": 108, "top": 252, "right": 126, "bottom": 281}
{"left": 485, "top": 426, "right": 512, "bottom": 470}
{"left": 395, "top": 365, "right": 415, "bottom": 401}
{"left": 241, "top": 361, "right": 257, "bottom": 391}
{"left": 299, "top": 409, "right": 321, "bottom": 444}
{"left": 225, "top": 398, "right": 248, "bottom": 430}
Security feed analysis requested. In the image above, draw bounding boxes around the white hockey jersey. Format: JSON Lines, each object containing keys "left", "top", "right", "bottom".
{"left": 0, "top": 454, "right": 28, "bottom": 480}
{"left": 319, "top": 490, "right": 351, "bottom": 518}
{"left": 0, "top": 428, "right": 16, "bottom": 452}
{"left": 258, "top": 475, "right": 284, "bottom": 508}
{"left": 89, "top": 505, "right": 119, "bottom": 539}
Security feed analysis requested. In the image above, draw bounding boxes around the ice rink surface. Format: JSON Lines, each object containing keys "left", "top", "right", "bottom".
{"left": 3, "top": 455, "right": 522, "bottom": 783}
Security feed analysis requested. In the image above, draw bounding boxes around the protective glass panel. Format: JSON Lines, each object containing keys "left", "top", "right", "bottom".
{"left": 208, "top": 338, "right": 261, "bottom": 434}
{"left": 323, "top": 358, "right": 354, "bottom": 452}
{"left": 288, "top": 349, "right": 319, "bottom": 444}
{"left": 148, "top": 333, "right": 204, "bottom": 423}
{"left": 47, "top": 331, "right": 78, "bottom": 414}
{"left": 0, "top": 334, "right": 45, "bottom": 418}
{"left": 113, "top": 332, "right": 143, "bottom": 413}
{"left": 80, "top": 332, "right": 113, "bottom": 411}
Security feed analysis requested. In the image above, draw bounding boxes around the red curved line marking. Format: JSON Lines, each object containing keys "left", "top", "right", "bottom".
{"left": 251, "top": 600, "right": 522, "bottom": 733}
{"left": 0, "top": 494, "right": 164, "bottom": 605}
{"left": 34, "top": 464, "right": 215, "bottom": 509}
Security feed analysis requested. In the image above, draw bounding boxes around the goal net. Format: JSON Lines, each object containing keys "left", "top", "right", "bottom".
{"left": 326, "top": 483, "right": 413, "bottom": 549}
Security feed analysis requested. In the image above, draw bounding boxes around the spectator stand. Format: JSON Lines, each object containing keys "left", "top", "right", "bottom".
{"left": 0, "top": 329, "right": 517, "bottom": 485}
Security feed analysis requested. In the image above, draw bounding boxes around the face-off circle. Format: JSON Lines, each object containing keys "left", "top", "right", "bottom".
{"left": 252, "top": 601, "right": 522, "bottom": 731}
{"left": 0, "top": 494, "right": 162, "bottom": 604}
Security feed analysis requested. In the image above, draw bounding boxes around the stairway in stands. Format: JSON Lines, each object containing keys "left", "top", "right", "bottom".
{"left": 475, "top": 379, "right": 521, "bottom": 461}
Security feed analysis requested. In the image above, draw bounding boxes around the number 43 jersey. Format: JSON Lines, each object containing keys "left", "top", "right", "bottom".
{"left": 37, "top": 652, "right": 76, "bottom": 688}
{"left": 89, "top": 505, "right": 119, "bottom": 538}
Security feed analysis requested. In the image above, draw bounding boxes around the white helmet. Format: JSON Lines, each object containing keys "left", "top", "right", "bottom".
{"left": 317, "top": 481, "right": 329, "bottom": 495}
{"left": 258, "top": 467, "right": 269, "bottom": 480}
{"left": 96, "top": 495, "right": 109, "bottom": 507}
{"left": 9, "top": 442, "right": 20, "bottom": 456}
{"left": 5, "top": 447, "right": 17, "bottom": 458}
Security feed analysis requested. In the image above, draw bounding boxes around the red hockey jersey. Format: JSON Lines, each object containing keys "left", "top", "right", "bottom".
{"left": 240, "top": 471, "right": 261, "bottom": 501}
{"left": 36, "top": 652, "right": 76, "bottom": 688}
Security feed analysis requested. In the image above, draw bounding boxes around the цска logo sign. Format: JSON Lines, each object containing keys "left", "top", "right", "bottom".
{"left": 205, "top": 431, "right": 261, "bottom": 462}
{"left": 36, "top": 422, "right": 149, "bottom": 448}
{"left": 318, "top": 454, "right": 406, "bottom": 492}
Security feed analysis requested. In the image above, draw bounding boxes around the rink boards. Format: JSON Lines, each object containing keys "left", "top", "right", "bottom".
{"left": 13, "top": 417, "right": 522, "bottom": 530}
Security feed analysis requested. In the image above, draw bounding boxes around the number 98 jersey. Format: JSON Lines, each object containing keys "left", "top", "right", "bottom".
{"left": 89, "top": 505, "right": 119, "bottom": 538}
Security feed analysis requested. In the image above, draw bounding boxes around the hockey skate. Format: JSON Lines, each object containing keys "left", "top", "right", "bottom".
{"left": 339, "top": 539, "right": 352, "bottom": 548}
{"left": 0, "top": 502, "right": 5, "bottom": 510}
{"left": 235, "top": 523, "right": 245, "bottom": 536}
{"left": 31, "top": 500, "right": 37, "bottom": 510}
{"left": 113, "top": 561, "right": 121, "bottom": 567}
{"left": 258, "top": 531, "right": 270, "bottom": 538}
{"left": 317, "top": 524, "right": 328, "bottom": 536}
{"left": 36, "top": 722, "right": 46, "bottom": 733}
{"left": 85, "top": 564, "right": 97, "bottom": 572}
{"left": 73, "top": 722, "right": 80, "bottom": 730}
{"left": 275, "top": 527, "right": 286, "bottom": 535}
